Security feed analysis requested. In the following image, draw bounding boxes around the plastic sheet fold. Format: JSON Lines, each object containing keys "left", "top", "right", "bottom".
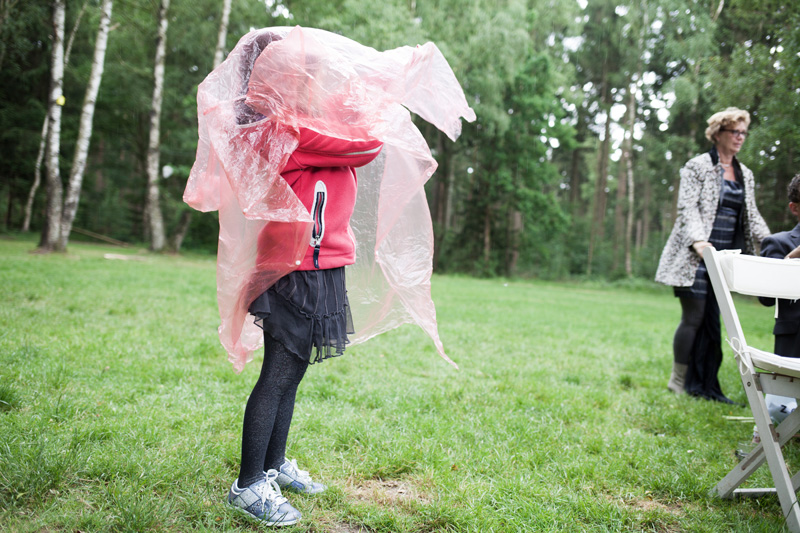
{"left": 185, "top": 26, "right": 475, "bottom": 371}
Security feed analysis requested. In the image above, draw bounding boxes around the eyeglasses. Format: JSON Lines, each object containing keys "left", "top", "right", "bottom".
{"left": 721, "top": 128, "right": 748, "bottom": 138}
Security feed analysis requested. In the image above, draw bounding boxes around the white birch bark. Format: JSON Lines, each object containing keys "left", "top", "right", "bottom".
{"left": 39, "top": 0, "right": 65, "bottom": 251}
{"left": 58, "top": 0, "right": 113, "bottom": 250}
{"left": 23, "top": 0, "right": 88, "bottom": 232}
{"left": 144, "top": 0, "right": 169, "bottom": 252}
{"left": 170, "top": 0, "right": 232, "bottom": 251}
{"left": 624, "top": 0, "right": 647, "bottom": 276}
{"left": 171, "top": 0, "right": 232, "bottom": 251}
{"left": 213, "top": 0, "right": 232, "bottom": 69}
{"left": 624, "top": 107, "right": 635, "bottom": 276}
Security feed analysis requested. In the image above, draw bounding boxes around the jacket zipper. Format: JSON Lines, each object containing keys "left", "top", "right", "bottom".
{"left": 310, "top": 181, "right": 327, "bottom": 269}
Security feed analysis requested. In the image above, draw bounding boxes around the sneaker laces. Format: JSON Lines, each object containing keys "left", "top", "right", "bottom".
{"left": 252, "top": 470, "right": 288, "bottom": 508}
{"left": 285, "top": 458, "right": 313, "bottom": 485}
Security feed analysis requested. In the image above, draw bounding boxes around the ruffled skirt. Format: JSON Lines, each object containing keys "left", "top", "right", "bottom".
{"left": 249, "top": 267, "right": 353, "bottom": 364}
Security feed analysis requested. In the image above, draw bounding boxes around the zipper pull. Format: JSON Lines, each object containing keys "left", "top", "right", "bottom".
{"left": 313, "top": 244, "right": 321, "bottom": 269}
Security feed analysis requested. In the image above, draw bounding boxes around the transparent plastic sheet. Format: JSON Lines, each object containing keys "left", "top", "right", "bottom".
{"left": 185, "top": 26, "right": 475, "bottom": 372}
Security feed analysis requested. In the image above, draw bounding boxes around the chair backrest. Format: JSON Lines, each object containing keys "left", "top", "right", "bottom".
{"left": 704, "top": 247, "right": 800, "bottom": 366}
{"left": 711, "top": 249, "right": 800, "bottom": 299}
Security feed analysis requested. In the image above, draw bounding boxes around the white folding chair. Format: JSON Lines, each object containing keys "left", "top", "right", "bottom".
{"left": 704, "top": 246, "right": 800, "bottom": 532}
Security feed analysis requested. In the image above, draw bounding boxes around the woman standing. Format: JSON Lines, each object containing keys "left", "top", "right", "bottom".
{"left": 655, "top": 107, "right": 770, "bottom": 403}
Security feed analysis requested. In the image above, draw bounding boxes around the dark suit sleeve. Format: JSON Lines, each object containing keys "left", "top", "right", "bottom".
{"left": 761, "top": 234, "right": 788, "bottom": 260}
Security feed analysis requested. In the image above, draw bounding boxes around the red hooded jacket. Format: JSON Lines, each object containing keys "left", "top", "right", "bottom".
{"left": 276, "top": 127, "right": 383, "bottom": 270}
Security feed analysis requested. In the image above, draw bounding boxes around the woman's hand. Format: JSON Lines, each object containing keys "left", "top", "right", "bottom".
{"left": 692, "top": 241, "right": 712, "bottom": 256}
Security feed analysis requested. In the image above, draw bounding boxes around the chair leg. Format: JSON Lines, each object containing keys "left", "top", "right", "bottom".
{"left": 712, "top": 377, "right": 800, "bottom": 531}
{"left": 746, "top": 374, "right": 800, "bottom": 532}
{"left": 715, "top": 408, "right": 800, "bottom": 499}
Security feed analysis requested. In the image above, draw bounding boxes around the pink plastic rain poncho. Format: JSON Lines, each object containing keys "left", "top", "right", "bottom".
{"left": 184, "top": 26, "right": 475, "bottom": 372}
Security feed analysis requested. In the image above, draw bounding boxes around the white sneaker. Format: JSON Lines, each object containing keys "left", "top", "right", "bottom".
{"left": 228, "top": 469, "right": 301, "bottom": 526}
{"left": 275, "top": 458, "right": 326, "bottom": 495}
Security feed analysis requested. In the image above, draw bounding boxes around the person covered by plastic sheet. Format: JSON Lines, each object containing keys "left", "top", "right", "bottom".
{"left": 756, "top": 173, "right": 800, "bottom": 427}
{"left": 655, "top": 107, "right": 771, "bottom": 403}
{"left": 184, "top": 27, "right": 474, "bottom": 526}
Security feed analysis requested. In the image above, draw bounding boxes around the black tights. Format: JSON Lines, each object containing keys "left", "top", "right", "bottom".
{"left": 673, "top": 296, "right": 706, "bottom": 365}
{"left": 238, "top": 335, "right": 309, "bottom": 488}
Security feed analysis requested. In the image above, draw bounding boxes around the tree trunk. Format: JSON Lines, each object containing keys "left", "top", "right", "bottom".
{"left": 23, "top": 117, "right": 48, "bottom": 232}
{"left": 587, "top": 93, "right": 611, "bottom": 276}
{"left": 624, "top": 146, "right": 635, "bottom": 276}
{"left": 612, "top": 133, "right": 628, "bottom": 272}
{"left": 38, "top": 0, "right": 66, "bottom": 252}
{"left": 625, "top": 2, "right": 646, "bottom": 277}
{"left": 641, "top": 176, "right": 651, "bottom": 249}
{"left": 569, "top": 146, "right": 583, "bottom": 207}
{"left": 483, "top": 203, "right": 491, "bottom": 266}
{"left": 23, "top": 0, "right": 87, "bottom": 233}
{"left": 213, "top": 0, "right": 232, "bottom": 69}
{"left": 635, "top": 218, "right": 643, "bottom": 251}
{"left": 4, "top": 178, "right": 14, "bottom": 229}
{"left": 170, "top": 210, "right": 192, "bottom": 251}
{"left": 569, "top": 107, "right": 588, "bottom": 212}
{"left": 712, "top": 0, "right": 724, "bottom": 22}
{"left": 144, "top": 0, "right": 169, "bottom": 252}
{"left": 64, "top": 0, "right": 89, "bottom": 67}
{"left": 169, "top": 0, "right": 230, "bottom": 253}
{"left": 507, "top": 209, "right": 522, "bottom": 275}
{"left": 23, "top": 0, "right": 89, "bottom": 232}
{"left": 58, "top": 0, "right": 113, "bottom": 251}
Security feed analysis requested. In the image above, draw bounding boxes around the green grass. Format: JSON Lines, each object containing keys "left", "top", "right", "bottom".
{"left": 0, "top": 235, "right": 793, "bottom": 532}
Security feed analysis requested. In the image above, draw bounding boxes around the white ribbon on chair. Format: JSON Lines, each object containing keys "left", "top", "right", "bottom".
{"left": 726, "top": 336, "right": 755, "bottom": 376}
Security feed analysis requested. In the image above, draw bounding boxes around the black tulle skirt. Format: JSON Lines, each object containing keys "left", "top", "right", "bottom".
{"left": 248, "top": 267, "right": 354, "bottom": 364}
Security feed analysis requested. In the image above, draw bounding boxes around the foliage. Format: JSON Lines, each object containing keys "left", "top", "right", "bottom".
{"left": 710, "top": 0, "right": 800, "bottom": 228}
{"left": 1, "top": 0, "right": 799, "bottom": 277}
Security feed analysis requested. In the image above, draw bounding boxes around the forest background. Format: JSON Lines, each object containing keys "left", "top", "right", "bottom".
{"left": 1, "top": 0, "right": 798, "bottom": 280}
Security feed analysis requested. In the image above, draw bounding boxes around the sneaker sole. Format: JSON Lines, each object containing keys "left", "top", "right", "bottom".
{"left": 228, "top": 501, "right": 300, "bottom": 527}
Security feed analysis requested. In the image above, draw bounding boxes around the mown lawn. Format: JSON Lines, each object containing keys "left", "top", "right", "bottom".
{"left": 0, "top": 235, "right": 794, "bottom": 532}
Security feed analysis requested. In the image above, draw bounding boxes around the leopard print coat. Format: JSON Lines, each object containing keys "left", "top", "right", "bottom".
{"left": 655, "top": 151, "right": 770, "bottom": 287}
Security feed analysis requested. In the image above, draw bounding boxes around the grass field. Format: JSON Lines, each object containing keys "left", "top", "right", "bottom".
{"left": 0, "top": 235, "right": 794, "bottom": 532}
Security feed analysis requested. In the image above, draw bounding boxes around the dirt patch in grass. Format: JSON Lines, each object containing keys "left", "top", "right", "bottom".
{"left": 605, "top": 495, "right": 685, "bottom": 533}
{"left": 310, "top": 521, "right": 370, "bottom": 533}
{"left": 603, "top": 492, "right": 684, "bottom": 516}
{"left": 345, "top": 478, "right": 431, "bottom": 507}
{"left": 629, "top": 497, "right": 683, "bottom": 515}
{"left": 310, "top": 479, "right": 430, "bottom": 532}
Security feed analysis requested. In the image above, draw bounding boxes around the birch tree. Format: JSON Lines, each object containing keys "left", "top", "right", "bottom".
{"left": 144, "top": 0, "right": 169, "bottom": 252}
{"left": 611, "top": 1, "right": 647, "bottom": 276}
{"left": 213, "top": 0, "right": 231, "bottom": 69}
{"left": 623, "top": 1, "right": 648, "bottom": 277}
{"left": 57, "top": 0, "right": 113, "bottom": 250}
{"left": 23, "top": 0, "right": 89, "bottom": 233}
{"left": 578, "top": 0, "right": 628, "bottom": 275}
{"left": 170, "top": 0, "right": 232, "bottom": 251}
{"left": 623, "top": 82, "right": 637, "bottom": 276}
{"left": 38, "top": 0, "right": 65, "bottom": 251}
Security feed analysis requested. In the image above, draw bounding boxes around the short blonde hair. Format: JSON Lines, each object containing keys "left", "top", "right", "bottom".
{"left": 705, "top": 107, "right": 751, "bottom": 143}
